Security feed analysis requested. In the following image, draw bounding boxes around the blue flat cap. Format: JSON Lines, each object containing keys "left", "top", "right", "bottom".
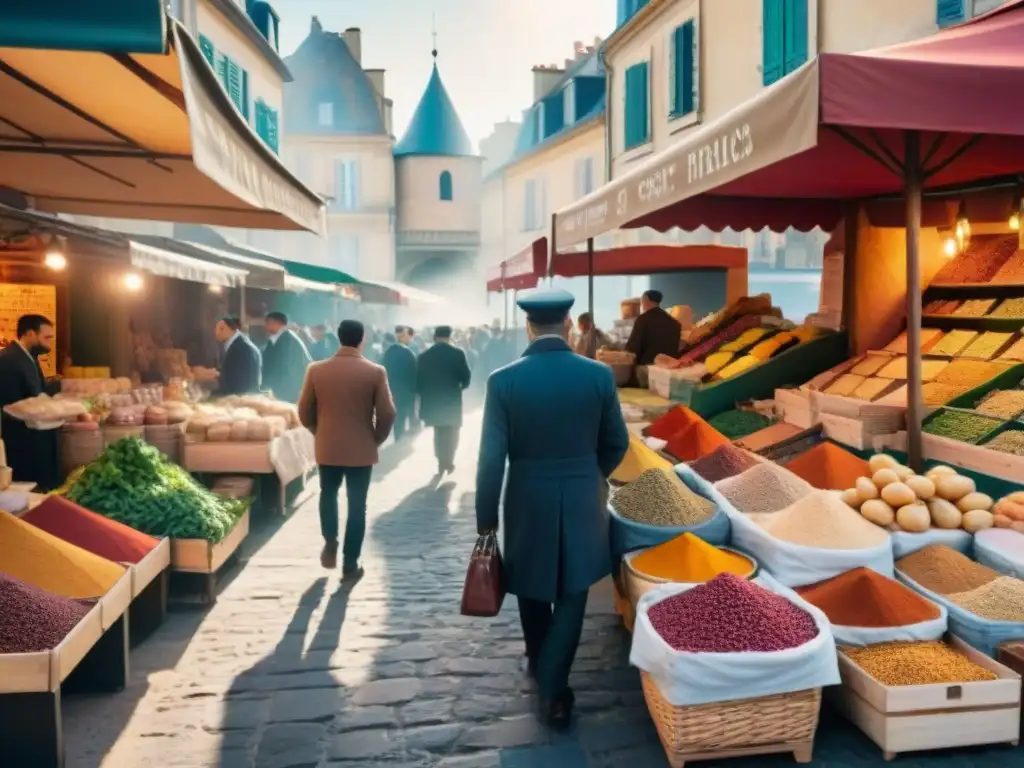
{"left": 516, "top": 288, "right": 575, "bottom": 325}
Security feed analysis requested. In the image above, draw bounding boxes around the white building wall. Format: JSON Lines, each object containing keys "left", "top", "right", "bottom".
{"left": 480, "top": 173, "right": 507, "bottom": 269}
{"left": 395, "top": 156, "right": 482, "bottom": 233}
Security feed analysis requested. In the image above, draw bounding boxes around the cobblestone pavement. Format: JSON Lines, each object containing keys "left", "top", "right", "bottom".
{"left": 63, "top": 404, "right": 1019, "bottom": 768}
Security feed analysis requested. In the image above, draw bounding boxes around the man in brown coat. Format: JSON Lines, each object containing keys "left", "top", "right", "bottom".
{"left": 298, "top": 319, "right": 396, "bottom": 575}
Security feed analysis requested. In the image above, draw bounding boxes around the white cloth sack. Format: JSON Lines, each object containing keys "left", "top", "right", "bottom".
{"left": 677, "top": 465, "right": 894, "bottom": 588}
{"left": 268, "top": 427, "right": 316, "bottom": 484}
{"left": 974, "top": 529, "right": 1024, "bottom": 579}
{"left": 891, "top": 528, "right": 972, "bottom": 560}
{"left": 630, "top": 574, "right": 841, "bottom": 707}
{"left": 826, "top": 602, "right": 948, "bottom": 647}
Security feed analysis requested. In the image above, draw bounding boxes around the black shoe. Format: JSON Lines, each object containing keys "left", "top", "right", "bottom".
{"left": 320, "top": 541, "right": 338, "bottom": 569}
{"left": 342, "top": 561, "right": 363, "bottom": 578}
{"left": 540, "top": 691, "right": 574, "bottom": 732}
{"left": 523, "top": 656, "right": 538, "bottom": 679}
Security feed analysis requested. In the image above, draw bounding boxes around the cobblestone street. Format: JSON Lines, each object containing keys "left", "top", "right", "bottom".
{"left": 62, "top": 404, "right": 1018, "bottom": 768}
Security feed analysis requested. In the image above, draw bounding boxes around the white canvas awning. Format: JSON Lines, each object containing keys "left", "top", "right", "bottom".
{"left": 128, "top": 239, "right": 246, "bottom": 287}
{"left": 0, "top": 20, "right": 325, "bottom": 233}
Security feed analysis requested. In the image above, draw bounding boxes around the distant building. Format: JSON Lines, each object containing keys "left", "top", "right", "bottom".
{"left": 480, "top": 120, "right": 521, "bottom": 177}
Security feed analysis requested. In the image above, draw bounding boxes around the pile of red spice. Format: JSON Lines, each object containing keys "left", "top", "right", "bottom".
{"left": 647, "top": 573, "right": 819, "bottom": 653}
{"left": 689, "top": 444, "right": 761, "bottom": 483}
{"left": 783, "top": 442, "right": 869, "bottom": 490}
{"left": 931, "top": 234, "right": 1018, "bottom": 284}
{"left": 647, "top": 406, "right": 731, "bottom": 463}
{"left": 22, "top": 496, "right": 159, "bottom": 564}
{"left": 796, "top": 567, "right": 940, "bottom": 628}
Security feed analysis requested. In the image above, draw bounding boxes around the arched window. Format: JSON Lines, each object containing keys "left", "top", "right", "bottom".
{"left": 439, "top": 170, "right": 453, "bottom": 201}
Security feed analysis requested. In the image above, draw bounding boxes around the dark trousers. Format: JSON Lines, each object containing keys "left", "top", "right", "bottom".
{"left": 394, "top": 399, "right": 414, "bottom": 440}
{"left": 433, "top": 426, "right": 459, "bottom": 470}
{"left": 318, "top": 465, "right": 373, "bottom": 562}
{"left": 518, "top": 590, "right": 589, "bottom": 701}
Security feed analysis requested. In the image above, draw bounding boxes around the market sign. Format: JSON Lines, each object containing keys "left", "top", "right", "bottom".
{"left": 0, "top": 1, "right": 167, "bottom": 54}
{"left": 554, "top": 61, "right": 821, "bottom": 250}
{"left": 0, "top": 283, "right": 57, "bottom": 377}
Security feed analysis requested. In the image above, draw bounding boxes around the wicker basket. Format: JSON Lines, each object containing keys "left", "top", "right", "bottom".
{"left": 622, "top": 548, "right": 757, "bottom": 615}
{"left": 60, "top": 427, "right": 104, "bottom": 475}
{"left": 641, "top": 673, "right": 819, "bottom": 767}
{"left": 145, "top": 424, "right": 183, "bottom": 463}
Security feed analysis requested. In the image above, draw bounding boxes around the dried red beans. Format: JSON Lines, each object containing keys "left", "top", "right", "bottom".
{"left": 0, "top": 571, "right": 89, "bottom": 653}
{"left": 648, "top": 573, "right": 819, "bottom": 653}
{"left": 690, "top": 445, "right": 760, "bottom": 483}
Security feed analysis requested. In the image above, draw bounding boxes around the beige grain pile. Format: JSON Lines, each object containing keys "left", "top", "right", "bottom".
{"left": 824, "top": 374, "right": 865, "bottom": 398}
{"left": 850, "top": 355, "right": 892, "bottom": 377}
{"left": 948, "top": 577, "right": 1024, "bottom": 622}
{"left": 761, "top": 490, "right": 889, "bottom": 549}
{"left": 611, "top": 468, "right": 716, "bottom": 527}
{"left": 715, "top": 463, "right": 814, "bottom": 515}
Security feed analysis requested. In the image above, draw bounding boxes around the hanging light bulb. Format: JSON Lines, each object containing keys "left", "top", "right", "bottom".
{"left": 1010, "top": 189, "right": 1023, "bottom": 231}
{"left": 208, "top": 284, "right": 223, "bottom": 294}
{"left": 943, "top": 236, "right": 959, "bottom": 258}
{"left": 123, "top": 272, "right": 143, "bottom": 292}
{"left": 43, "top": 251, "right": 67, "bottom": 271}
{"left": 955, "top": 200, "right": 971, "bottom": 251}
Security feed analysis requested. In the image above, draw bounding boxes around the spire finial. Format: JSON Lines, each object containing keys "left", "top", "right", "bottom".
{"left": 431, "top": 13, "right": 438, "bottom": 59}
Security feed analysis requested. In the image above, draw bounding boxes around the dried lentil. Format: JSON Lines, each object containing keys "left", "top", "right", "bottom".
{"left": 923, "top": 409, "right": 1002, "bottom": 444}
{"left": 763, "top": 490, "right": 890, "bottom": 549}
{"left": 953, "top": 298, "right": 997, "bottom": 317}
{"left": 852, "top": 377, "right": 899, "bottom": 402}
{"left": 989, "top": 297, "right": 1024, "bottom": 317}
{"left": 824, "top": 373, "right": 866, "bottom": 397}
{"left": 935, "top": 359, "right": 1011, "bottom": 388}
{"left": 923, "top": 382, "right": 970, "bottom": 406}
{"left": 961, "top": 332, "right": 1015, "bottom": 360}
{"left": 707, "top": 409, "right": 772, "bottom": 440}
{"left": 611, "top": 468, "right": 717, "bottom": 526}
{"left": 1000, "top": 337, "right": 1024, "bottom": 362}
{"left": 896, "top": 544, "right": 999, "bottom": 595}
{"left": 985, "top": 430, "right": 1024, "bottom": 456}
{"left": 932, "top": 234, "right": 1018, "bottom": 284}
{"left": 948, "top": 576, "right": 1024, "bottom": 621}
{"left": 929, "top": 330, "right": 979, "bottom": 357}
{"left": 647, "top": 573, "right": 819, "bottom": 653}
{"left": 851, "top": 354, "right": 893, "bottom": 377}
{"left": 690, "top": 444, "right": 762, "bottom": 483}
{"left": 715, "top": 462, "right": 814, "bottom": 515}
{"left": 0, "top": 572, "right": 90, "bottom": 653}
{"left": 924, "top": 299, "right": 962, "bottom": 315}
{"left": 797, "top": 568, "right": 940, "bottom": 627}
{"left": 976, "top": 390, "right": 1024, "bottom": 419}
{"left": 843, "top": 641, "right": 997, "bottom": 686}
{"left": 885, "top": 328, "right": 944, "bottom": 355}
{"left": 991, "top": 249, "right": 1024, "bottom": 284}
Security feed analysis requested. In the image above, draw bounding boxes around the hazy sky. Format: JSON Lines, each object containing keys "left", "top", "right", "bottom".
{"left": 278, "top": 0, "right": 615, "bottom": 147}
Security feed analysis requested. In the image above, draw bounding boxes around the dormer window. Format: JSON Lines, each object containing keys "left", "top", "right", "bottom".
{"left": 564, "top": 80, "right": 576, "bottom": 125}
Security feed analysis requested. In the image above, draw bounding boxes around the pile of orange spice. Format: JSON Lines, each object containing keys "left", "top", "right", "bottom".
{"left": 630, "top": 532, "right": 754, "bottom": 582}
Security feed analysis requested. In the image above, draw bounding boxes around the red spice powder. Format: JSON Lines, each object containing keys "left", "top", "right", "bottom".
{"left": 647, "top": 406, "right": 701, "bottom": 440}
{"left": 783, "top": 442, "right": 869, "bottom": 490}
{"left": 647, "top": 406, "right": 731, "bottom": 462}
{"left": 22, "top": 496, "right": 159, "bottom": 564}
{"left": 796, "top": 567, "right": 940, "bottom": 627}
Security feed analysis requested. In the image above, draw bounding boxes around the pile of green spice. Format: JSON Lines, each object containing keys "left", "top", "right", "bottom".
{"left": 984, "top": 430, "right": 1024, "bottom": 456}
{"left": 707, "top": 409, "right": 773, "bottom": 440}
{"left": 923, "top": 410, "right": 1003, "bottom": 444}
{"left": 976, "top": 390, "right": 1024, "bottom": 419}
{"left": 953, "top": 299, "right": 997, "bottom": 317}
{"left": 990, "top": 297, "right": 1024, "bottom": 318}
{"left": 610, "top": 468, "right": 717, "bottom": 526}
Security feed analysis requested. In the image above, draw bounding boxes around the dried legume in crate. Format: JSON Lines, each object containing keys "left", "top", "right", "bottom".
{"left": 885, "top": 328, "right": 944, "bottom": 354}
{"left": 953, "top": 298, "right": 997, "bottom": 317}
{"left": 935, "top": 359, "right": 1012, "bottom": 388}
{"left": 929, "top": 330, "right": 979, "bottom": 357}
{"left": 976, "top": 390, "right": 1024, "bottom": 419}
{"left": 1000, "top": 337, "right": 1024, "bottom": 362}
{"left": 931, "top": 234, "right": 1018, "bottom": 284}
{"left": 961, "top": 332, "right": 1015, "bottom": 360}
{"left": 824, "top": 373, "right": 865, "bottom": 397}
{"left": 922, "top": 409, "right": 1003, "bottom": 444}
{"left": 984, "top": 429, "right": 1024, "bottom": 456}
{"left": 989, "top": 297, "right": 1024, "bottom": 318}
{"left": 843, "top": 641, "right": 997, "bottom": 686}
{"left": 948, "top": 576, "right": 1024, "bottom": 622}
{"left": 924, "top": 299, "right": 961, "bottom": 315}
{"left": 851, "top": 354, "right": 893, "bottom": 377}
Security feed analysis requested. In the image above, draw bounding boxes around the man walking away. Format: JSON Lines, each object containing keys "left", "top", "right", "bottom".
{"left": 573, "top": 312, "right": 613, "bottom": 359}
{"left": 262, "top": 312, "right": 312, "bottom": 403}
{"left": 298, "top": 320, "right": 396, "bottom": 576}
{"left": 309, "top": 323, "right": 341, "bottom": 362}
{"left": 381, "top": 329, "right": 417, "bottom": 440}
{"left": 214, "top": 316, "right": 262, "bottom": 396}
{"left": 624, "top": 289, "right": 683, "bottom": 365}
{"left": 416, "top": 325, "right": 471, "bottom": 475}
{"left": 476, "top": 288, "right": 629, "bottom": 730}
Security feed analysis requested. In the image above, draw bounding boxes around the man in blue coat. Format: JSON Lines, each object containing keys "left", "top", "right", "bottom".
{"left": 475, "top": 288, "right": 629, "bottom": 730}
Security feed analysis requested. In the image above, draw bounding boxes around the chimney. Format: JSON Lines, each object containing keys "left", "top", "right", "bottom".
{"left": 343, "top": 27, "right": 362, "bottom": 64}
{"left": 365, "top": 68, "right": 385, "bottom": 97}
{"left": 311, "top": 16, "right": 321, "bottom": 33}
{"left": 532, "top": 64, "right": 565, "bottom": 102}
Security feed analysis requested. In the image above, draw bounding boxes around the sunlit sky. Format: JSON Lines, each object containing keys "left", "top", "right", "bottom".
{"left": 278, "top": 0, "right": 616, "bottom": 147}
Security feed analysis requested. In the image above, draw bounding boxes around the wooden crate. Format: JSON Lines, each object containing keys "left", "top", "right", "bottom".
{"left": 99, "top": 570, "right": 132, "bottom": 631}
{"left": 880, "top": 430, "right": 1024, "bottom": 483}
{"left": 0, "top": 602, "right": 103, "bottom": 694}
{"left": 129, "top": 538, "right": 171, "bottom": 598}
{"left": 831, "top": 636, "right": 1021, "bottom": 760}
{"left": 181, "top": 441, "right": 274, "bottom": 474}
{"left": 170, "top": 509, "right": 250, "bottom": 574}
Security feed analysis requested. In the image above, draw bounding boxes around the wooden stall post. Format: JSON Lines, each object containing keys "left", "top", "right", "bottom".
{"left": 904, "top": 130, "right": 924, "bottom": 470}
{"left": 587, "top": 237, "right": 595, "bottom": 316}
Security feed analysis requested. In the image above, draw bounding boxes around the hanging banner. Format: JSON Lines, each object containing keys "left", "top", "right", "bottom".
{"left": 0, "top": 283, "right": 57, "bottom": 377}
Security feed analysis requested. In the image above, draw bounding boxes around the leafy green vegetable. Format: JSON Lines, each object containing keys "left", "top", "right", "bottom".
{"left": 707, "top": 409, "right": 772, "bottom": 440}
{"left": 63, "top": 438, "right": 248, "bottom": 542}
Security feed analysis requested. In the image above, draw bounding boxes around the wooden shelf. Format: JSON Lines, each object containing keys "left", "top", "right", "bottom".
{"left": 925, "top": 283, "right": 1024, "bottom": 300}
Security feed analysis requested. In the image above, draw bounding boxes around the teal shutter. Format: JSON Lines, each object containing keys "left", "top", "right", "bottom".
{"left": 762, "top": 0, "right": 784, "bottom": 86}
{"left": 254, "top": 100, "right": 265, "bottom": 141}
{"left": 198, "top": 34, "right": 215, "bottom": 67}
{"left": 240, "top": 70, "right": 249, "bottom": 121}
{"left": 227, "top": 59, "right": 243, "bottom": 113}
{"left": 215, "top": 53, "right": 228, "bottom": 94}
{"left": 673, "top": 21, "right": 695, "bottom": 115}
{"left": 624, "top": 62, "right": 649, "bottom": 148}
{"left": 266, "top": 107, "right": 279, "bottom": 153}
{"left": 937, "top": 0, "right": 965, "bottom": 25}
{"left": 783, "top": 0, "right": 808, "bottom": 75}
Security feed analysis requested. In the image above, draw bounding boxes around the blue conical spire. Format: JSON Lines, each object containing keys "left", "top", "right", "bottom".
{"left": 394, "top": 54, "right": 473, "bottom": 157}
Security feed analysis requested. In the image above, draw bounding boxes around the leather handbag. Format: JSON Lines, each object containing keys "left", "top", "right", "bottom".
{"left": 460, "top": 532, "right": 506, "bottom": 617}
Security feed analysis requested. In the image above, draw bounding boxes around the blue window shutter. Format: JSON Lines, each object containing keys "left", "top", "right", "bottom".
{"left": 783, "top": 0, "right": 808, "bottom": 74}
{"left": 762, "top": 0, "right": 784, "bottom": 86}
{"left": 624, "top": 62, "right": 649, "bottom": 148}
{"left": 215, "top": 53, "right": 228, "bottom": 94}
{"left": 240, "top": 70, "right": 249, "bottom": 121}
{"left": 198, "top": 34, "right": 215, "bottom": 67}
{"left": 937, "top": 0, "right": 965, "bottom": 25}
{"left": 639, "top": 62, "right": 649, "bottom": 142}
{"left": 668, "top": 28, "right": 678, "bottom": 114}
{"left": 268, "top": 108, "right": 279, "bottom": 153}
{"left": 254, "top": 100, "right": 265, "bottom": 142}
{"left": 679, "top": 21, "right": 695, "bottom": 115}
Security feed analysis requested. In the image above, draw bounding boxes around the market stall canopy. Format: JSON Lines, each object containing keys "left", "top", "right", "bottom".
{"left": 130, "top": 234, "right": 286, "bottom": 291}
{"left": 485, "top": 263, "right": 503, "bottom": 294}
{"left": 0, "top": 20, "right": 325, "bottom": 233}
{"left": 549, "top": 244, "right": 746, "bottom": 278}
{"left": 553, "top": 0, "right": 1024, "bottom": 247}
{"left": 364, "top": 279, "right": 444, "bottom": 305}
{"left": 502, "top": 238, "right": 548, "bottom": 291}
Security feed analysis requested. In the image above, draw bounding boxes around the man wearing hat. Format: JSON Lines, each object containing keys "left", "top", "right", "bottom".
{"left": 416, "top": 325, "right": 472, "bottom": 474}
{"left": 476, "top": 288, "right": 629, "bottom": 730}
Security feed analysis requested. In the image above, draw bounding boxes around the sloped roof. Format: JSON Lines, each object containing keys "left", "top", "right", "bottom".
{"left": 284, "top": 18, "right": 385, "bottom": 136}
{"left": 394, "top": 59, "right": 474, "bottom": 157}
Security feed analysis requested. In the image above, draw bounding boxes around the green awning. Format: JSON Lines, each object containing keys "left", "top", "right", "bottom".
{"left": 277, "top": 259, "right": 358, "bottom": 286}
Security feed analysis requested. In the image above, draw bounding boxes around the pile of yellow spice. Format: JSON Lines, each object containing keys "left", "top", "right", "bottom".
{"left": 843, "top": 641, "right": 997, "bottom": 686}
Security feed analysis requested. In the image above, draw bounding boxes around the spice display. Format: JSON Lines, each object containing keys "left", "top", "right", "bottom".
{"left": 0, "top": 510, "right": 126, "bottom": 599}
{"left": 719, "top": 327, "right": 772, "bottom": 353}
{"left": 662, "top": 413, "right": 731, "bottom": 463}
{"left": 961, "top": 332, "right": 1015, "bottom": 360}
{"left": 630, "top": 533, "right": 754, "bottom": 583}
{"left": 923, "top": 409, "right": 1002, "bottom": 444}
{"left": 923, "top": 382, "right": 970, "bottom": 406}
{"left": 990, "top": 247, "right": 1024, "bottom": 284}
{"left": 843, "top": 641, "right": 997, "bottom": 686}
{"left": 63, "top": 437, "right": 248, "bottom": 542}
{"left": 689, "top": 444, "right": 762, "bottom": 483}
{"left": 896, "top": 544, "right": 999, "bottom": 594}
{"left": 850, "top": 354, "right": 894, "bottom": 377}
{"left": 824, "top": 373, "right": 866, "bottom": 397}
{"left": 611, "top": 434, "right": 675, "bottom": 484}
{"left": 931, "top": 234, "right": 1018, "bottom": 284}
{"left": 784, "top": 442, "right": 869, "bottom": 490}
{"left": 885, "top": 328, "right": 944, "bottom": 355}
{"left": 989, "top": 297, "right": 1024, "bottom": 317}
{"left": 703, "top": 351, "right": 734, "bottom": 375}
{"left": 707, "top": 409, "right": 772, "bottom": 440}
{"left": 749, "top": 332, "right": 797, "bottom": 361}
{"left": 647, "top": 573, "right": 819, "bottom": 653}
{"left": 715, "top": 462, "right": 814, "bottom": 514}
{"left": 929, "top": 330, "right": 979, "bottom": 357}
{"left": 677, "top": 316, "right": 764, "bottom": 367}
{"left": 976, "top": 389, "right": 1024, "bottom": 419}
{"left": 0, "top": 572, "right": 90, "bottom": 653}
{"left": 22, "top": 496, "right": 160, "bottom": 564}
{"left": 1000, "top": 337, "right": 1024, "bottom": 362}
{"left": 994, "top": 492, "right": 1024, "bottom": 532}
{"left": 735, "top": 421, "right": 802, "bottom": 453}
{"left": 923, "top": 299, "right": 961, "bottom": 315}
{"left": 610, "top": 468, "right": 716, "bottom": 526}
{"left": 953, "top": 298, "right": 997, "bottom": 317}
{"left": 875, "top": 356, "right": 949, "bottom": 382}
{"left": 948, "top": 576, "right": 1024, "bottom": 621}
{"left": 759, "top": 491, "right": 889, "bottom": 549}
{"left": 716, "top": 355, "right": 760, "bottom": 380}
{"left": 647, "top": 406, "right": 701, "bottom": 440}
{"left": 796, "top": 568, "right": 940, "bottom": 627}
{"left": 852, "top": 377, "right": 899, "bottom": 402}
{"left": 934, "top": 358, "right": 1011, "bottom": 389}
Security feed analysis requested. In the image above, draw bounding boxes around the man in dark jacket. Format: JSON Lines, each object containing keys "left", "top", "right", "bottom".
{"left": 625, "top": 289, "right": 682, "bottom": 365}
{"left": 0, "top": 314, "right": 62, "bottom": 490}
{"left": 214, "top": 316, "right": 262, "bottom": 396}
{"left": 416, "top": 325, "right": 471, "bottom": 475}
{"left": 381, "top": 331, "right": 417, "bottom": 440}
{"left": 309, "top": 323, "right": 341, "bottom": 362}
{"left": 261, "top": 311, "right": 312, "bottom": 403}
